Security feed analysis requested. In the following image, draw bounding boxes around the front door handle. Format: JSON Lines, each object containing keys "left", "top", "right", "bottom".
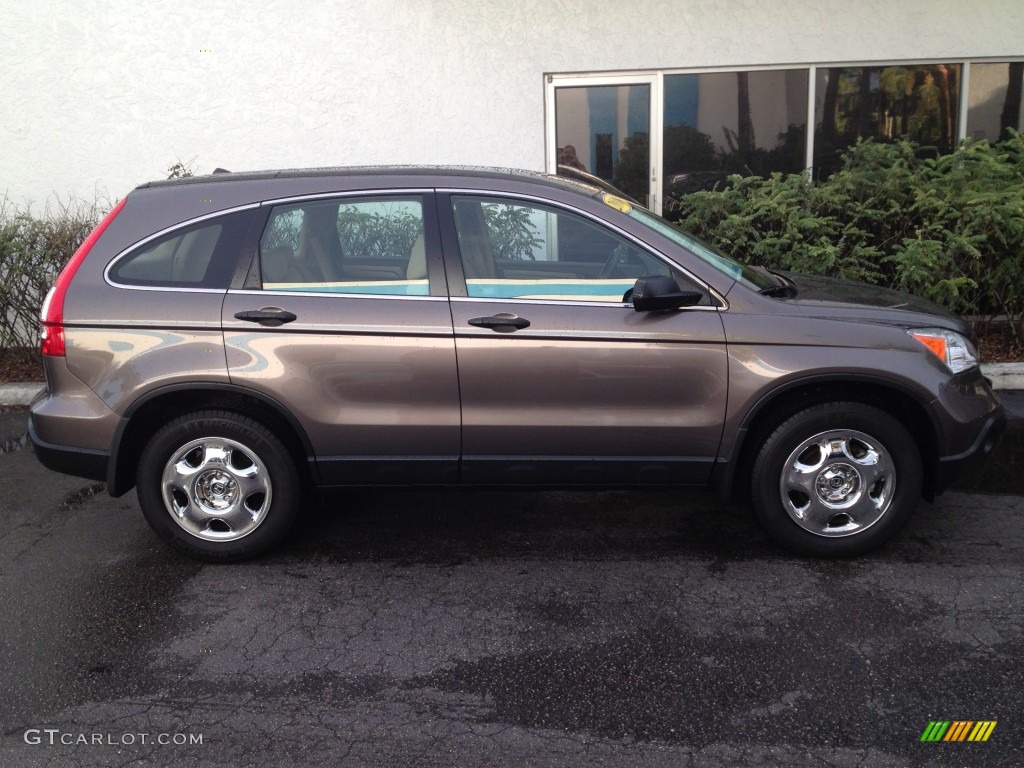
{"left": 468, "top": 313, "right": 531, "bottom": 331}
{"left": 234, "top": 308, "right": 297, "bottom": 327}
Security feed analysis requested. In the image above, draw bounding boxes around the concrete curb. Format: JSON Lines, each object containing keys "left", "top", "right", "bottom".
{"left": 1, "top": 362, "right": 1023, "bottom": 407}
{"left": 983, "top": 363, "right": 1024, "bottom": 392}
{"left": 0, "top": 383, "right": 44, "bottom": 406}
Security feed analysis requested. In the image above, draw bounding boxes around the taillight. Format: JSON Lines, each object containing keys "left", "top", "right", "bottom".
{"left": 41, "top": 197, "right": 127, "bottom": 357}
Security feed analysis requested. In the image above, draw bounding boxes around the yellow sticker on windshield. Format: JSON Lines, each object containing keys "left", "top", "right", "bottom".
{"left": 602, "top": 194, "right": 632, "bottom": 213}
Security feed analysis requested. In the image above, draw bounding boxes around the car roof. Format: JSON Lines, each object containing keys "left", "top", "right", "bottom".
{"left": 134, "top": 165, "right": 602, "bottom": 197}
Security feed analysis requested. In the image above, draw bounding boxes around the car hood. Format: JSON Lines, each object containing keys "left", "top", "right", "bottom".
{"left": 781, "top": 272, "right": 967, "bottom": 329}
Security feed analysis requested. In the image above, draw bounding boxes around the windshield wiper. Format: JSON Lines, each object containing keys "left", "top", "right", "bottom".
{"left": 758, "top": 284, "right": 793, "bottom": 298}
{"left": 752, "top": 266, "right": 796, "bottom": 298}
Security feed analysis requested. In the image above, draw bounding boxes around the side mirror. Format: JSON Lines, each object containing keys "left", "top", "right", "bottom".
{"left": 631, "top": 276, "right": 703, "bottom": 312}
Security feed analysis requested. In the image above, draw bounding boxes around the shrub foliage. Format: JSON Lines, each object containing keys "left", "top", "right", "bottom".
{"left": 667, "top": 133, "right": 1024, "bottom": 342}
{"left": 0, "top": 197, "right": 102, "bottom": 359}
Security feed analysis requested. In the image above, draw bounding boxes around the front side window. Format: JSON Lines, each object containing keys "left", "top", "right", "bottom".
{"left": 260, "top": 196, "right": 427, "bottom": 296}
{"left": 451, "top": 196, "right": 698, "bottom": 303}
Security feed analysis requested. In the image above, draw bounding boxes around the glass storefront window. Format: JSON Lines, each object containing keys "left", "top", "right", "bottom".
{"left": 662, "top": 70, "right": 808, "bottom": 199}
{"left": 967, "top": 62, "right": 1024, "bottom": 142}
{"left": 550, "top": 60, "right": 1020, "bottom": 208}
{"left": 813, "top": 64, "right": 962, "bottom": 177}
{"left": 555, "top": 84, "right": 651, "bottom": 206}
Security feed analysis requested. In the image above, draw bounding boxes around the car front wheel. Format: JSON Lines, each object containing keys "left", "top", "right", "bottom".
{"left": 137, "top": 410, "right": 300, "bottom": 561}
{"left": 750, "top": 402, "right": 923, "bottom": 557}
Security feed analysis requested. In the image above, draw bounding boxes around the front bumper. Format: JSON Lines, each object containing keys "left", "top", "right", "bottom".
{"left": 932, "top": 370, "right": 1007, "bottom": 494}
{"left": 935, "top": 410, "right": 1006, "bottom": 493}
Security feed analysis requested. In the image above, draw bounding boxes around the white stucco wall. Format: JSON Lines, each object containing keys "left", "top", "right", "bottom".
{"left": 2, "top": 0, "right": 1022, "bottom": 207}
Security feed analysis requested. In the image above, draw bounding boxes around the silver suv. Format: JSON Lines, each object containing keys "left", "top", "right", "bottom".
{"left": 30, "top": 168, "right": 1005, "bottom": 561}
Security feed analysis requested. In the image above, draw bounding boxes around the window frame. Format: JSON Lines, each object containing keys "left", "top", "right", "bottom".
{"left": 545, "top": 57, "right": 1024, "bottom": 199}
{"left": 245, "top": 189, "right": 448, "bottom": 300}
{"left": 548, "top": 74, "right": 661, "bottom": 211}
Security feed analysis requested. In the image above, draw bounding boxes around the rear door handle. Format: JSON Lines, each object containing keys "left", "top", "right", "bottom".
{"left": 234, "top": 308, "right": 297, "bottom": 327}
{"left": 468, "top": 313, "right": 531, "bottom": 331}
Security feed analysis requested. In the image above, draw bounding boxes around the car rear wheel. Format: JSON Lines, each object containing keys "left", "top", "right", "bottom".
{"left": 750, "top": 402, "right": 922, "bottom": 557}
{"left": 137, "top": 410, "right": 300, "bottom": 561}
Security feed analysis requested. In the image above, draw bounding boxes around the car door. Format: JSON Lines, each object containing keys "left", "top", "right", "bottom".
{"left": 441, "top": 192, "right": 729, "bottom": 485}
{"left": 222, "top": 192, "right": 461, "bottom": 484}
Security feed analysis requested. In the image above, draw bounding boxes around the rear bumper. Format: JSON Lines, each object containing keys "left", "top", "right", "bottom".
{"left": 29, "top": 416, "right": 109, "bottom": 483}
{"left": 27, "top": 362, "right": 118, "bottom": 486}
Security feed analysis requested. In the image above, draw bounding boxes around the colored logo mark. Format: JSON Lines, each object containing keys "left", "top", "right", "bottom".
{"left": 920, "top": 720, "right": 997, "bottom": 742}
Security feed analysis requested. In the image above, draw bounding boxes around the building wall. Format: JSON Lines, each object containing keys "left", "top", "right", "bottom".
{"left": 2, "top": 0, "right": 1021, "bottom": 206}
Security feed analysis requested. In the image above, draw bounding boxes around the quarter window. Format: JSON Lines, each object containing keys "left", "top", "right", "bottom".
{"left": 110, "top": 210, "right": 249, "bottom": 288}
{"left": 260, "top": 197, "right": 428, "bottom": 296}
{"left": 451, "top": 196, "right": 696, "bottom": 303}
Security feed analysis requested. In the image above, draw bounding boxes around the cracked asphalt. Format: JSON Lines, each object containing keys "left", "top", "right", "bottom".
{"left": 1, "top": 409, "right": 1022, "bottom": 767}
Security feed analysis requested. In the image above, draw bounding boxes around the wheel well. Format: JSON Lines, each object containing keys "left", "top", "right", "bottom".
{"left": 110, "top": 388, "right": 313, "bottom": 496}
{"left": 732, "top": 381, "right": 939, "bottom": 502}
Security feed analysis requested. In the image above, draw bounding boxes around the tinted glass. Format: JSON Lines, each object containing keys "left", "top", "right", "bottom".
{"left": 662, "top": 70, "right": 808, "bottom": 199}
{"left": 555, "top": 84, "right": 651, "bottom": 206}
{"left": 626, "top": 205, "right": 773, "bottom": 292}
{"left": 966, "top": 62, "right": 1024, "bottom": 142}
{"left": 814, "top": 64, "right": 962, "bottom": 177}
{"left": 260, "top": 197, "right": 427, "bottom": 296}
{"left": 451, "top": 196, "right": 698, "bottom": 302}
{"left": 110, "top": 210, "right": 250, "bottom": 288}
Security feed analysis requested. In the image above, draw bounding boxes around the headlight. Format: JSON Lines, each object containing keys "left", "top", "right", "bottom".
{"left": 908, "top": 328, "right": 979, "bottom": 374}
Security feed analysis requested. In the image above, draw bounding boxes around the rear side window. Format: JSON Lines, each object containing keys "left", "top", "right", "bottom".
{"left": 259, "top": 196, "right": 427, "bottom": 296}
{"left": 109, "top": 209, "right": 252, "bottom": 288}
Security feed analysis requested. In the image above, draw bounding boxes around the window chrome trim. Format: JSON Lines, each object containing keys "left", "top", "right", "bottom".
{"left": 105, "top": 192, "right": 436, "bottom": 290}
{"left": 101, "top": 284, "right": 229, "bottom": 295}
{"left": 104, "top": 202, "right": 261, "bottom": 290}
{"left": 257, "top": 188, "right": 433, "bottom": 207}
{"left": 438, "top": 187, "right": 727, "bottom": 308}
{"left": 228, "top": 288, "right": 448, "bottom": 302}
{"left": 450, "top": 295, "right": 723, "bottom": 311}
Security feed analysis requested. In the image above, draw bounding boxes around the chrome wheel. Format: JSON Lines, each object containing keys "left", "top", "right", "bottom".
{"left": 160, "top": 436, "right": 272, "bottom": 542}
{"left": 778, "top": 429, "right": 895, "bottom": 538}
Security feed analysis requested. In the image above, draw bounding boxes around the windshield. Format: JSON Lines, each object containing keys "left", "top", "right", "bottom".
{"left": 625, "top": 206, "right": 776, "bottom": 291}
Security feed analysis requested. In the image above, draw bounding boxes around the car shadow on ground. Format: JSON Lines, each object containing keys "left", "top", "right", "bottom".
{"left": 274, "top": 487, "right": 776, "bottom": 566}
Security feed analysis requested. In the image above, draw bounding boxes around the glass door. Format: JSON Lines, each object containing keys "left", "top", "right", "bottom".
{"left": 547, "top": 75, "right": 661, "bottom": 212}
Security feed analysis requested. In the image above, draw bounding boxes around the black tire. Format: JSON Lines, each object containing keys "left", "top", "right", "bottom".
{"left": 750, "top": 402, "right": 922, "bottom": 557}
{"left": 137, "top": 410, "right": 301, "bottom": 562}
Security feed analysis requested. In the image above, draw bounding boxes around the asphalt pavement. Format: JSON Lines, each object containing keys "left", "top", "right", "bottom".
{"left": 0, "top": 399, "right": 1023, "bottom": 766}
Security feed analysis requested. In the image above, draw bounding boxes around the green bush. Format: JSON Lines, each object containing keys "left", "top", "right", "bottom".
{"left": 667, "top": 134, "right": 1024, "bottom": 342}
{"left": 0, "top": 196, "right": 103, "bottom": 359}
